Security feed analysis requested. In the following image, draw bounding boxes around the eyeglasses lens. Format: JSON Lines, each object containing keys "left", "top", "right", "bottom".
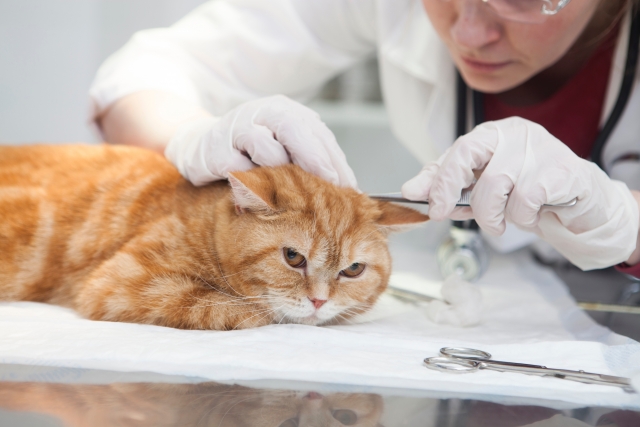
{"left": 439, "top": 0, "right": 568, "bottom": 23}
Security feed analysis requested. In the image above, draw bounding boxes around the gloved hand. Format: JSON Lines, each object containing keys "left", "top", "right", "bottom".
{"left": 402, "top": 117, "right": 639, "bottom": 270}
{"left": 165, "top": 95, "right": 357, "bottom": 187}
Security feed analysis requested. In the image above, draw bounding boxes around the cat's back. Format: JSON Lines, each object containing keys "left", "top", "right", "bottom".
{"left": 0, "top": 144, "right": 178, "bottom": 187}
{"left": 0, "top": 144, "right": 214, "bottom": 303}
{"left": 0, "top": 144, "right": 196, "bottom": 217}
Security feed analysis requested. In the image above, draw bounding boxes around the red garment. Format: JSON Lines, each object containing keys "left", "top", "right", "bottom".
{"left": 484, "top": 30, "right": 618, "bottom": 159}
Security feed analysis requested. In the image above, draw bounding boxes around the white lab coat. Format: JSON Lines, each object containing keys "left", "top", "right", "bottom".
{"left": 89, "top": 0, "right": 640, "bottom": 187}
{"left": 90, "top": 0, "right": 454, "bottom": 165}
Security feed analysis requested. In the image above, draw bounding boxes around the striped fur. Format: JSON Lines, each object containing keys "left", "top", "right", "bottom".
{"left": 0, "top": 144, "right": 428, "bottom": 330}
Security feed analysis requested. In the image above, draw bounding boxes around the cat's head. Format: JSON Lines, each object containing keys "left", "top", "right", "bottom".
{"left": 221, "top": 165, "right": 429, "bottom": 326}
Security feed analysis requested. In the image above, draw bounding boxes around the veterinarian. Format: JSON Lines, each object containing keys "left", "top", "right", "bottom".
{"left": 90, "top": 0, "right": 640, "bottom": 275}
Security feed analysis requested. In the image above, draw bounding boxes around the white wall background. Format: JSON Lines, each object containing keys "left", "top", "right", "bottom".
{"left": 0, "top": 0, "right": 206, "bottom": 144}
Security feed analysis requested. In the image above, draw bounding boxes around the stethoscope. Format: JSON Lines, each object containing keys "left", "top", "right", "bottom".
{"left": 438, "top": 8, "right": 640, "bottom": 281}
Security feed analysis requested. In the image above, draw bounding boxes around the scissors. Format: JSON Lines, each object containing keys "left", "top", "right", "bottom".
{"left": 370, "top": 190, "right": 577, "bottom": 207}
{"left": 424, "top": 347, "right": 635, "bottom": 393}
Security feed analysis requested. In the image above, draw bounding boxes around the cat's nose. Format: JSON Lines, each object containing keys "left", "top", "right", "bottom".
{"left": 308, "top": 298, "right": 327, "bottom": 309}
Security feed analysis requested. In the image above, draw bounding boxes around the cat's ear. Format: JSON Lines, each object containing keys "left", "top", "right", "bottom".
{"left": 376, "top": 202, "right": 429, "bottom": 234}
{"left": 228, "top": 171, "right": 276, "bottom": 215}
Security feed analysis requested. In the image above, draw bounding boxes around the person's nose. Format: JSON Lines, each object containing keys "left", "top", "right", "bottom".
{"left": 450, "top": 0, "right": 501, "bottom": 50}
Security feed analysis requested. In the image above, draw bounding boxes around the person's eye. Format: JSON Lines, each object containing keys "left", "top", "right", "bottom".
{"left": 283, "top": 248, "right": 307, "bottom": 268}
{"left": 339, "top": 263, "right": 365, "bottom": 278}
{"left": 332, "top": 409, "right": 358, "bottom": 425}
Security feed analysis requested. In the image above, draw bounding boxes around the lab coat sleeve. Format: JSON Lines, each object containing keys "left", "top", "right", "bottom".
{"left": 88, "top": 0, "right": 378, "bottom": 121}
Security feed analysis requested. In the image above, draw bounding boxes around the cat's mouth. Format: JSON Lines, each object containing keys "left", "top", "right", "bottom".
{"left": 275, "top": 307, "right": 337, "bottom": 326}
{"left": 268, "top": 296, "right": 346, "bottom": 326}
{"left": 286, "top": 312, "right": 329, "bottom": 326}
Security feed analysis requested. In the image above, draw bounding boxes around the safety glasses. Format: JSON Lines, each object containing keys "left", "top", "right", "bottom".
{"left": 439, "top": 0, "right": 572, "bottom": 23}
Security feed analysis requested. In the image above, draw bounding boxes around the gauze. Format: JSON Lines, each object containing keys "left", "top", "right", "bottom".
{"left": 426, "top": 275, "right": 483, "bottom": 327}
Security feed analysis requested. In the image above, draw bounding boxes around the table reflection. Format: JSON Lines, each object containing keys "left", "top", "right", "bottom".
{"left": 0, "top": 381, "right": 383, "bottom": 427}
{"left": 0, "top": 380, "right": 638, "bottom": 426}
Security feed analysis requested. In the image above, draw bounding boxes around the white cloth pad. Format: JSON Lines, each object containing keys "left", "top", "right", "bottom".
{"left": 0, "top": 247, "right": 639, "bottom": 409}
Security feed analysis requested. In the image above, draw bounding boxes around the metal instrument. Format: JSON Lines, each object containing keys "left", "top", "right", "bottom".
{"left": 370, "top": 191, "right": 576, "bottom": 281}
{"left": 386, "top": 285, "right": 640, "bottom": 317}
{"left": 370, "top": 190, "right": 577, "bottom": 207}
{"left": 424, "top": 347, "right": 635, "bottom": 393}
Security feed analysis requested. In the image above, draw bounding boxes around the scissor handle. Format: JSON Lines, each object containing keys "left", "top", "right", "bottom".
{"left": 440, "top": 347, "right": 492, "bottom": 360}
{"left": 424, "top": 356, "right": 479, "bottom": 373}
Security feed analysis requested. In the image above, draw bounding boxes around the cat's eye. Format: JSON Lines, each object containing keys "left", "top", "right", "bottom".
{"left": 339, "top": 263, "right": 365, "bottom": 278}
{"left": 279, "top": 417, "right": 299, "bottom": 427}
{"left": 283, "top": 248, "right": 307, "bottom": 268}
{"left": 332, "top": 409, "right": 358, "bottom": 425}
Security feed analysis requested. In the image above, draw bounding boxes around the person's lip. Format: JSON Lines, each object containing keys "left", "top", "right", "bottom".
{"left": 461, "top": 56, "right": 512, "bottom": 72}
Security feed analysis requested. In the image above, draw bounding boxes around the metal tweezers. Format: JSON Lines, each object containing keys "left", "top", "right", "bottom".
{"left": 370, "top": 190, "right": 577, "bottom": 207}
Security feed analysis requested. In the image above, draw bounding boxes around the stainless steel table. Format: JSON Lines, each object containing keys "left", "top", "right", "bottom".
{"left": 0, "top": 364, "right": 638, "bottom": 427}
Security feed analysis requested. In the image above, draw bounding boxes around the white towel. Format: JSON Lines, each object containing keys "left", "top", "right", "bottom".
{"left": 0, "top": 250, "right": 638, "bottom": 409}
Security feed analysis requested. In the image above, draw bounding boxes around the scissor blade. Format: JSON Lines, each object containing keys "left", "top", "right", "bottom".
{"left": 483, "top": 364, "right": 634, "bottom": 391}
{"left": 369, "top": 191, "right": 577, "bottom": 208}
{"left": 555, "top": 374, "right": 634, "bottom": 392}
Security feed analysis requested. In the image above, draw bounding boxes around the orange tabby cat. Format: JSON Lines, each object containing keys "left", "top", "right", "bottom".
{"left": 0, "top": 144, "right": 428, "bottom": 330}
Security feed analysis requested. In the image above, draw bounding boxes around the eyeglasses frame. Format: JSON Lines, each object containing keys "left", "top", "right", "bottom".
{"left": 478, "top": 0, "right": 572, "bottom": 18}
{"left": 541, "top": 0, "right": 571, "bottom": 16}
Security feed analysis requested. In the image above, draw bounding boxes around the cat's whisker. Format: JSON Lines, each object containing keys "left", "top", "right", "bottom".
{"left": 186, "top": 292, "right": 281, "bottom": 308}
{"left": 191, "top": 266, "right": 222, "bottom": 293}
{"left": 190, "top": 278, "right": 253, "bottom": 303}
{"left": 335, "top": 313, "right": 357, "bottom": 325}
{"left": 214, "top": 256, "right": 249, "bottom": 299}
{"left": 232, "top": 304, "right": 285, "bottom": 330}
{"left": 193, "top": 273, "right": 279, "bottom": 302}
{"left": 193, "top": 254, "right": 253, "bottom": 302}
{"left": 183, "top": 301, "right": 255, "bottom": 309}
{"left": 231, "top": 311, "right": 272, "bottom": 329}
{"left": 276, "top": 306, "right": 296, "bottom": 325}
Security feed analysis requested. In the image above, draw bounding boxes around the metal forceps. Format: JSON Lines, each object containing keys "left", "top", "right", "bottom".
{"left": 424, "top": 347, "right": 635, "bottom": 393}
{"left": 370, "top": 190, "right": 578, "bottom": 207}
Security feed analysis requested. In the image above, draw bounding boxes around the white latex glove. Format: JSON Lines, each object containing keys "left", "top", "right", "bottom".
{"left": 165, "top": 95, "right": 357, "bottom": 187}
{"left": 402, "top": 117, "right": 639, "bottom": 270}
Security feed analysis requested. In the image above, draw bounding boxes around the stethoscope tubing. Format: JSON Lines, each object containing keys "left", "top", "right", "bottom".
{"left": 591, "top": 6, "right": 640, "bottom": 170}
